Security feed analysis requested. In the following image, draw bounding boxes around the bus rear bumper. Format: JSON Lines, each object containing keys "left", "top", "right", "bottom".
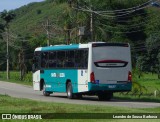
{"left": 88, "top": 82, "right": 132, "bottom": 92}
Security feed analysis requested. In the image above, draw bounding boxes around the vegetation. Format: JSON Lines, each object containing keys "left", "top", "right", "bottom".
{"left": 114, "top": 72, "right": 160, "bottom": 102}
{"left": 0, "top": 1, "right": 160, "bottom": 101}
{"left": 0, "top": 94, "right": 160, "bottom": 121}
{"left": 0, "top": 71, "right": 32, "bottom": 86}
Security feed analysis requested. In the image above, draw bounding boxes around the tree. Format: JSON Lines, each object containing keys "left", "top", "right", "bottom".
{"left": 146, "top": 33, "right": 160, "bottom": 77}
{"left": 0, "top": 10, "right": 15, "bottom": 27}
{"left": 0, "top": 24, "right": 5, "bottom": 39}
{"left": 0, "top": 10, "right": 15, "bottom": 79}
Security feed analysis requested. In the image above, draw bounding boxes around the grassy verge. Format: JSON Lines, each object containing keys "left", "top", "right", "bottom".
{"left": 114, "top": 95, "right": 160, "bottom": 103}
{"left": 0, "top": 71, "right": 32, "bottom": 86}
{"left": 0, "top": 94, "right": 160, "bottom": 122}
{"left": 115, "top": 73, "right": 160, "bottom": 102}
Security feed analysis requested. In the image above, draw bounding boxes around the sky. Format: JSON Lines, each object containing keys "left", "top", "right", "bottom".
{"left": 0, "top": 0, "right": 45, "bottom": 12}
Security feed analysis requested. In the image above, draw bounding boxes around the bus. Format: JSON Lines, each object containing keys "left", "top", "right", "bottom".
{"left": 32, "top": 42, "right": 132, "bottom": 100}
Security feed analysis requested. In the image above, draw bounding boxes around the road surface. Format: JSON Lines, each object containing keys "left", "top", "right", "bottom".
{"left": 0, "top": 81, "right": 160, "bottom": 108}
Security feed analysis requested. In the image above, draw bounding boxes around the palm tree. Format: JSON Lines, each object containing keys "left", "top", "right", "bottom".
{"left": 0, "top": 10, "right": 15, "bottom": 28}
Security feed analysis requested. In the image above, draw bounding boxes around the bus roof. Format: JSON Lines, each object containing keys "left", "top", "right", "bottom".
{"left": 34, "top": 42, "right": 129, "bottom": 52}
{"left": 35, "top": 43, "right": 89, "bottom": 52}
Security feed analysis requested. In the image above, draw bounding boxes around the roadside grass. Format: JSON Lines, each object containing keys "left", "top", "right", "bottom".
{"left": 114, "top": 73, "right": 160, "bottom": 102}
{"left": 0, "top": 71, "right": 32, "bottom": 86}
{"left": 134, "top": 73, "right": 160, "bottom": 91}
{"left": 138, "top": 74, "right": 160, "bottom": 92}
{"left": 0, "top": 94, "right": 160, "bottom": 122}
{"left": 1, "top": 94, "right": 155, "bottom": 113}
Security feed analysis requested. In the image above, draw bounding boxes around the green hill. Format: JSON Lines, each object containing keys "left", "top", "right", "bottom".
{"left": 10, "top": 1, "right": 67, "bottom": 43}
{"left": 0, "top": 0, "right": 160, "bottom": 76}
{"left": 12, "top": 2, "right": 56, "bottom": 31}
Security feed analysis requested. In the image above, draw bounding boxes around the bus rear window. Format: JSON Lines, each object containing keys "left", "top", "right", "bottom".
{"left": 92, "top": 43, "right": 129, "bottom": 47}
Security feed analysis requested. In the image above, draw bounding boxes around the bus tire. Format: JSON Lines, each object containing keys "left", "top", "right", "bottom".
{"left": 105, "top": 92, "right": 113, "bottom": 101}
{"left": 43, "top": 82, "right": 50, "bottom": 96}
{"left": 67, "top": 82, "right": 74, "bottom": 99}
{"left": 98, "top": 92, "right": 113, "bottom": 101}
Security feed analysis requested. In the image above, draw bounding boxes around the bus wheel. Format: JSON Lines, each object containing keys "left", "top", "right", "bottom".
{"left": 43, "top": 82, "right": 50, "bottom": 96}
{"left": 98, "top": 92, "right": 113, "bottom": 101}
{"left": 67, "top": 82, "right": 74, "bottom": 99}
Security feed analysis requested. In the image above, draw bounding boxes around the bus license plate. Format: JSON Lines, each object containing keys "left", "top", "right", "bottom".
{"left": 108, "top": 85, "right": 116, "bottom": 89}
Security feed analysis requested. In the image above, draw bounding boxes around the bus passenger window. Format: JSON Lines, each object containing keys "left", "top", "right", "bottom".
{"left": 48, "top": 51, "right": 57, "bottom": 68}
{"left": 41, "top": 52, "right": 49, "bottom": 68}
{"left": 57, "top": 51, "right": 65, "bottom": 68}
{"left": 32, "top": 56, "right": 40, "bottom": 71}
{"left": 75, "top": 50, "right": 88, "bottom": 69}
{"left": 65, "top": 50, "right": 75, "bottom": 68}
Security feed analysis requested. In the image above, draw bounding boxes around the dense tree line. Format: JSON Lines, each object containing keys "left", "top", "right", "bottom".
{"left": 0, "top": 0, "right": 160, "bottom": 78}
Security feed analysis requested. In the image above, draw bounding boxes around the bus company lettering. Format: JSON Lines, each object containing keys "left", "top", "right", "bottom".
{"left": 51, "top": 73, "right": 65, "bottom": 78}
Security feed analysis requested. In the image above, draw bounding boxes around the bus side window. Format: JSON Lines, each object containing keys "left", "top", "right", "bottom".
{"left": 57, "top": 51, "right": 65, "bottom": 68}
{"left": 65, "top": 50, "right": 75, "bottom": 68}
{"left": 32, "top": 57, "right": 39, "bottom": 71}
{"left": 75, "top": 49, "right": 88, "bottom": 69}
{"left": 48, "top": 51, "right": 57, "bottom": 68}
{"left": 75, "top": 50, "right": 83, "bottom": 68}
{"left": 33, "top": 52, "right": 41, "bottom": 72}
{"left": 41, "top": 52, "right": 49, "bottom": 68}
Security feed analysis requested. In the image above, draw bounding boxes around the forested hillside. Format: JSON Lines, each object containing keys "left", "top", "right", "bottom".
{"left": 0, "top": 0, "right": 160, "bottom": 77}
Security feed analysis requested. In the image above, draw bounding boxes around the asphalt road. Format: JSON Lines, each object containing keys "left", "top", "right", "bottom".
{"left": 0, "top": 81, "right": 160, "bottom": 108}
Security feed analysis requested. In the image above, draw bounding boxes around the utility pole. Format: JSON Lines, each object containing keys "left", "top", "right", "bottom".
{"left": 75, "top": 0, "right": 78, "bottom": 43}
{"left": 89, "top": 0, "right": 94, "bottom": 42}
{"left": 90, "top": 7, "right": 93, "bottom": 42}
{"left": 67, "top": 0, "right": 72, "bottom": 45}
{"left": 6, "top": 28, "right": 9, "bottom": 80}
{"left": 42, "top": 18, "right": 50, "bottom": 46}
{"left": 46, "top": 19, "right": 50, "bottom": 46}
{"left": 19, "top": 48, "right": 25, "bottom": 80}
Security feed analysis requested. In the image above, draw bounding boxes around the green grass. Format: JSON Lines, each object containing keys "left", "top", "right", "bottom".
{"left": 137, "top": 73, "right": 160, "bottom": 92}
{"left": 115, "top": 73, "right": 160, "bottom": 102}
{"left": 0, "top": 94, "right": 148, "bottom": 113}
{"left": 131, "top": 73, "right": 160, "bottom": 92}
{"left": 0, "top": 94, "right": 160, "bottom": 122}
{"left": 0, "top": 71, "right": 32, "bottom": 86}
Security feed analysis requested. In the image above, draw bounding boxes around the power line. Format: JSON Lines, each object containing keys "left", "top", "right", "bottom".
{"left": 71, "top": 0, "right": 160, "bottom": 36}
{"left": 96, "top": 13, "right": 160, "bottom": 30}
{"left": 96, "top": 22, "right": 144, "bottom": 34}
{"left": 94, "top": 10, "right": 160, "bottom": 34}
{"left": 96, "top": 0, "right": 154, "bottom": 13}
{"left": 73, "top": 0, "right": 156, "bottom": 18}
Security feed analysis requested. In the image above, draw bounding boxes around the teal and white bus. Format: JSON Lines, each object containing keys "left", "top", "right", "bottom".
{"left": 33, "top": 42, "right": 132, "bottom": 100}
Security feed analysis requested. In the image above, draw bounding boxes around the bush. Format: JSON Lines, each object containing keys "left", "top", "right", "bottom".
{"left": 23, "top": 72, "right": 32, "bottom": 82}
